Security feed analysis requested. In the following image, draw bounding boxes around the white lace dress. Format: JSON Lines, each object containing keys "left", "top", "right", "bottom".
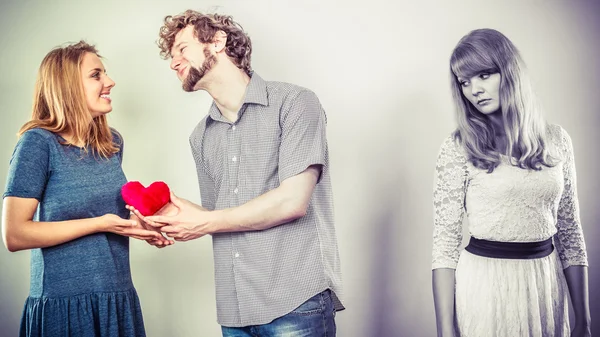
{"left": 432, "top": 124, "right": 588, "bottom": 337}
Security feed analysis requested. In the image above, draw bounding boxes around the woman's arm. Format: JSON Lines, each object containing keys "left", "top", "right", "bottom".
{"left": 553, "top": 127, "right": 590, "bottom": 335}
{"left": 564, "top": 265, "right": 591, "bottom": 336}
{"left": 431, "top": 136, "right": 469, "bottom": 337}
{"left": 433, "top": 268, "right": 457, "bottom": 337}
{"left": 2, "top": 196, "right": 163, "bottom": 252}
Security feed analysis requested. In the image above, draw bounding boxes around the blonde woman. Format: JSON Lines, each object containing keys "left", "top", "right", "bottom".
{"left": 431, "top": 29, "right": 590, "bottom": 337}
{"left": 2, "top": 41, "right": 167, "bottom": 336}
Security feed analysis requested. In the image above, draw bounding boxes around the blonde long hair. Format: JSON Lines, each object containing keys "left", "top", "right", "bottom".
{"left": 449, "top": 29, "right": 555, "bottom": 172}
{"left": 19, "top": 41, "right": 118, "bottom": 158}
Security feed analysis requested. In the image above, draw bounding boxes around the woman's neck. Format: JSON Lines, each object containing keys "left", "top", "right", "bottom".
{"left": 59, "top": 131, "right": 85, "bottom": 148}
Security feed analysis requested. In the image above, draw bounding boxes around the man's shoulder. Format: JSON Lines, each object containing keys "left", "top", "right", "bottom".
{"left": 265, "top": 80, "right": 316, "bottom": 100}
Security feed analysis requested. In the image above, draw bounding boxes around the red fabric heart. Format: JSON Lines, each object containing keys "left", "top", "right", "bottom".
{"left": 121, "top": 181, "right": 171, "bottom": 216}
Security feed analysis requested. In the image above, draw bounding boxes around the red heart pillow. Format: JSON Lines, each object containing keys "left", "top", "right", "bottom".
{"left": 121, "top": 181, "right": 170, "bottom": 216}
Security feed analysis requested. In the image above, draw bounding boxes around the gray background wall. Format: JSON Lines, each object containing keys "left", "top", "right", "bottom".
{"left": 1, "top": 0, "right": 598, "bottom": 336}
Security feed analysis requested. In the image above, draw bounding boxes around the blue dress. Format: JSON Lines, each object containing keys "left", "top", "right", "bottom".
{"left": 3, "top": 128, "right": 146, "bottom": 337}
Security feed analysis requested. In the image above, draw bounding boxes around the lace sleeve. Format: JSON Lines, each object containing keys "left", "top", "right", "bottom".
{"left": 554, "top": 126, "right": 588, "bottom": 268}
{"left": 432, "top": 135, "right": 469, "bottom": 270}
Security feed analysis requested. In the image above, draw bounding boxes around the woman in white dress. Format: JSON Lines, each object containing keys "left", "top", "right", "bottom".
{"left": 431, "top": 28, "right": 591, "bottom": 337}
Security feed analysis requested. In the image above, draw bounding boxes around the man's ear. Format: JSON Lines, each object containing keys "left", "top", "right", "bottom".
{"left": 212, "top": 30, "right": 227, "bottom": 53}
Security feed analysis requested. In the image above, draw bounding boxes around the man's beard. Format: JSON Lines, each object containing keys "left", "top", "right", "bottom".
{"left": 183, "top": 48, "right": 217, "bottom": 92}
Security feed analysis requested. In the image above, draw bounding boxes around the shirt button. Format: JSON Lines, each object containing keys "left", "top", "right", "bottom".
{"left": 234, "top": 188, "right": 238, "bottom": 194}
{"left": 234, "top": 252, "right": 240, "bottom": 258}
{"left": 232, "top": 156, "right": 237, "bottom": 162}
{"left": 232, "top": 125, "right": 236, "bottom": 130}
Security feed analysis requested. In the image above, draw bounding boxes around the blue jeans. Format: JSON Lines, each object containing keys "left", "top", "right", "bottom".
{"left": 221, "top": 289, "right": 336, "bottom": 337}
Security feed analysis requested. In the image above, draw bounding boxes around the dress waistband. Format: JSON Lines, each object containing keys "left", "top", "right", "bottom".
{"left": 464, "top": 237, "right": 554, "bottom": 259}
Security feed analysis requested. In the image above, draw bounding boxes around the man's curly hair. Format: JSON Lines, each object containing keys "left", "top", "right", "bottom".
{"left": 158, "top": 10, "right": 252, "bottom": 75}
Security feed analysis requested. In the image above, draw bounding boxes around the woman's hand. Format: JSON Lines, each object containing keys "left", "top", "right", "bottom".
{"left": 100, "top": 214, "right": 164, "bottom": 241}
{"left": 126, "top": 203, "right": 179, "bottom": 248}
{"left": 129, "top": 212, "right": 174, "bottom": 248}
{"left": 571, "top": 323, "right": 592, "bottom": 337}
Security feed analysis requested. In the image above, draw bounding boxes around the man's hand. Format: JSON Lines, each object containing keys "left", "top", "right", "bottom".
{"left": 131, "top": 192, "right": 212, "bottom": 242}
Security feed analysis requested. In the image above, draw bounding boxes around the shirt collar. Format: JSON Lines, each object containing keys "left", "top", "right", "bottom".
{"left": 207, "top": 72, "right": 268, "bottom": 121}
{"left": 243, "top": 72, "right": 268, "bottom": 106}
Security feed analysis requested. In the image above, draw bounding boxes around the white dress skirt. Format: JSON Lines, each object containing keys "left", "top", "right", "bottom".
{"left": 454, "top": 249, "right": 569, "bottom": 336}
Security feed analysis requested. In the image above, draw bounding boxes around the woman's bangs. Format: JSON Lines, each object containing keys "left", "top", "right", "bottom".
{"left": 451, "top": 45, "right": 498, "bottom": 79}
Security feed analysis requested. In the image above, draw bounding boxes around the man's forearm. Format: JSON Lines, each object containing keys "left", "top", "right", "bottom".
{"left": 208, "top": 185, "right": 307, "bottom": 233}
{"left": 206, "top": 166, "right": 320, "bottom": 234}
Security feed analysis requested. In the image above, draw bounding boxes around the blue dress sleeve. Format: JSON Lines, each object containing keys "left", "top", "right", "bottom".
{"left": 3, "top": 130, "right": 50, "bottom": 201}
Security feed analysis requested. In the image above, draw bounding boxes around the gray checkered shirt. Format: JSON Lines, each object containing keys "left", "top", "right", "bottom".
{"left": 189, "top": 73, "right": 344, "bottom": 327}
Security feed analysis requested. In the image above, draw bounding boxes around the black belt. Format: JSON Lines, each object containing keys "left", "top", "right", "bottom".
{"left": 465, "top": 237, "right": 554, "bottom": 259}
